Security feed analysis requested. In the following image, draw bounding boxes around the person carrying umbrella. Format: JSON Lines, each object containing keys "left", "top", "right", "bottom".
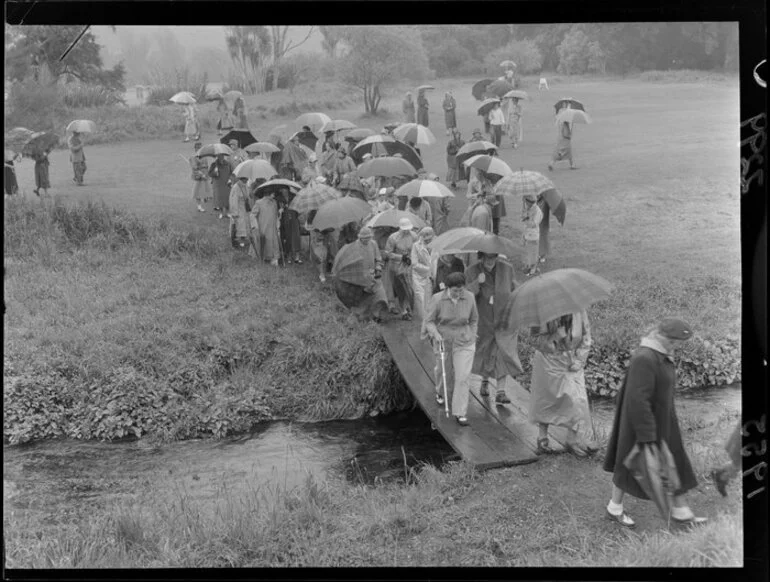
{"left": 410, "top": 226, "right": 437, "bottom": 320}
{"left": 332, "top": 148, "right": 356, "bottom": 188}
{"left": 402, "top": 92, "right": 416, "bottom": 124}
{"left": 183, "top": 103, "right": 201, "bottom": 143}
{"left": 307, "top": 202, "right": 339, "bottom": 283}
{"left": 229, "top": 174, "right": 252, "bottom": 250}
{"left": 216, "top": 100, "right": 235, "bottom": 137}
{"left": 407, "top": 195, "right": 432, "bottom": 227}
{"left": 4, "top": 151, "right": 19, "bottom": 196}
{"left": 446, "top": 128, "right": 465, "bottom": 190}
{"left": 68, "top": 131, "right": 87, "bottom": 186}
{"left": 233, "top": 96, "right": 248, "bottom": 129}
{"left": 522, "top": 194, "right": 544, "bottom": 276}
{"left": 371, "top": 187, "right": 395, "bottom": 214}
{"left": 488, "top": 101, "right": 505, "bottom": 148}
{"left": 250, "top": 188, "right": 282, "bottom": 266}
{"left": 280, "top": 135, "right": 308, "bottom": 182}
{"left": 421, "top": 272, "right": 479, "bottom": 426}
{"left": 469, "top": 192, "right": 493, "bottom": 233}
{"left": 548, "top": 118, "right": 576, "bottom": 171}
{"left": 277, "top": 186, "right": 303, "bottom": 264}
{"left": 210, "top": 152, "right": 235, "bottom": 219}
{"left": 442, "top": 91, "right": 457, "bottom": 136}
{"left": 465, "top": 252, "right": 523, "bottom": 405}
{"left": 384, "top": 217, "right": 418, "bottom": 320}
{"left": 31, "top": 145, "right": 52, "bottom": 197}
{"left": 507, "top": 97, "right": 523, "bottom": 149}
{"left": 603, "top": 318, "right": 707, "bottom": 529}
{"left": 417, "top": 90, "right": 429, "bottom": 128}
{"left": 190, "top": 141, "right": 212, "bottom": 213}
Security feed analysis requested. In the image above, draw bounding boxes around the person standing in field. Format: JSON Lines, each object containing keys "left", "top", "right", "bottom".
{"left": 548, "top": 120, "right": 576, "bottom": 171}
{"left": 488, "top": 101, "right": 505, "bottom": 148}
{"left": 465, "top": 252, "right": 523, "bottom": 405}
{"left": 4, "top": 151, "right": 19, "bottom": 196}
{"left": 484, "top": 173, "right": 506, "bottom": 236}
{"left": 183, "top": 103, "right": 200, "bottom": 143}
{"left": 446, "top": 128, "right": 465, "bottom": 190}
{"left": 410, "top": 226, "right": 437, "bottom": 320}
{"left": 507, "top": 97, "right": 523, "bottom": 149}
{"left": 278, "top": 187, "right": 303, "bottom": 264}
{"left": 68, "top": 131, "right": 87, "bottom": 186}
{"left": 442, "top": 91, "right": 457, "bottom": 136}
{"left": 417, "top": 89, "right": 430, "bottom": 127}
{"left": 251, "top": 190, "right": 281, "bottom": 266}
{"left": 384, "top": 218, "right": 418, "bottom": 320}
{"left": 521, "top": 194, "right": 543, "bottom": 276}
{"left": 233, "top": 97, "right": 248, "bottom": 129}
{"left": 32, "top": 146, "right": 51, "bottom": 197}
{"left": 210, "top": 153, "right": 235, "bottom": 219}
{"left": 190, "top": 141, "right": 212, "bottom": 213}
{"left": 216, "top": 100, "right": 234, "bottom": 137}
{"left": 470, "top": 191, "right": 493, "bottom": 233}
{"left": 307, "top": 208, "right": 338, "bottom": 283}
{"left": 603, "top": 318, "right": 707, "bottom": 529}
{"left": 229, "top": 174, "right": 251, "bottom": 250}
{"left": 529, "top": 310, "right": 598, "bottom": 458}
{"left": 332, "top": 148, "right": 356, "bottom": 188}
{"left": 422, "top": 272, "right": 479, "bottom": 426}
{"left": 402, "top": 92, "right": 416, "bottom": 124}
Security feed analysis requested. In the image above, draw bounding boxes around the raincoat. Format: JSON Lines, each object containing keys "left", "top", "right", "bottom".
{"left": 68, "top": 134, "right": 86, "bottom": 184}
{"left": 446, "top": 134, "right": 465, "bottom": 185}
{"left": 332, "top": 239, "right": 388, "bottom": 320}
{"left": 417, "top": 93, "right": 429, "bottom": 127}
{"left": 385, "top": 230, "right": 418, "bottom": 313}
{"left": 603, "top": 340, "right": 698, "bottom": 499}
{"left": 442, "top": 93, "right": 457, "bottom": 131}
{"left": 278, "top": 192, "right": 302, "bottom": 257}
{"left": 229, "top": 181, "right": 251, "bottom": 238}
{"left": 410, "top": 237, "right": 437, "bottom": 319}
{"left": 553, "top": 122, "right": 572, "bottom": 162}
{"left": 507, "top": 100, "right": 523, "bottom": 146}
{"left": 522, "top": 201, "right": 543, "bottom": 267}
{"left": 4, "top": 159, "right": 18, "bottom": 195}
{"left": 432, "top": 255, "right": 466, "bottom": 294}
{"left": 33, "top": 151, "right": 50, "bottom": 190}
{"left": 402, "top": 95, "right": 416, "bottom": 123}
{"left": 184, "top": 105, "right": 199, "bottom": 139}
{"left": 426, "top": 197, "right": 450, "bottom": 236}
{"left": 407, "top": 199, "right": 432, "bottom": 227}
{"left": 251, "top": 195, "right": 281, "bottom": 261}
{"left": 190, "top": 156, "right": 212, "bottom": 202}
{"left": 280, "top": 141, "right": 308, "bottom": 181}
{"left": 210, "top": 156, "right": 234, "bottom": 211}
{"left": 465, "top": 259, "right": 523, "bottom": 381}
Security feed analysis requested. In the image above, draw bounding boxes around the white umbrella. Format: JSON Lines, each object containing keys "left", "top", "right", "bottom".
{"left": 393, "top": 123, "right": 436, "bottom": 146}
{"left": 395, "top": 179, "right": 455, "bottom": 199}
{"left": 169, "top": 92, "right": 197, "bottom": 105}
{"left": 233, "top": 159, "right": 277, "bottom": 182}
{"left": 295, "top": 112, "right": 332, "bottom": 134}
{"left": 66, "top": 120, "right": 96, "bottom": 134}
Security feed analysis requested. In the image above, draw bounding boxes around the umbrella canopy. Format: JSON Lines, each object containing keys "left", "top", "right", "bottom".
{"left": 205, "top": 90, "right": 224, "bottom": 102}
{"left": 416, "top": 85, "right": 435, "bottom": 92}
{"left": 428, "top": 227, "right": 487, "bottom": 255}
{"left": 436, "top": 232, "right": 518, "bottom": 257}
{"left": 268, "top": 124, "right": 288, "bottom": 139}
{"left": 540, "top": 188, "right": 566, "bottom": 226}
{"left": 477, "top": 98, "right": 501, "bottom": 117}
{"left": 554, "top": 98, "right": 586, "bottom": 113}
{"left": 66, "top": 119, "right": 96, "bottom": 134}
{"left": 623, "top": 442, "right": 681, "bottom": 525}
{"left": 503, "top": 90, "right": 529, "bottom": 100}
{"left": 255, "top": 178, "right": 301, "bottom": 196}
{"left": 223, "top": 90, "right": 243, "bottom": 106}
{"left": 22, "top": 131, "right": 59, "bottom": 157}
{"left": 320, "top": 119, "right": 357, "bottom": 133}
{"left": 501, "top": 268, "right": 613, "bottom": 330}
{"left": 344, "top": 128, "right": 377, "bottom": 142}
{"left": 313, "top": 197, "right": 373, "bottom": 231}
{"left": 472, "top": 79, "right": 495, "bottom": 101}
{"left": 289, "top": 130, "right": 318, "bottom": 151}
{"left": 169, "top": 91, "right": 197, "bottom": 105}
{"left": 5, "top": 149, "right": 18, "bottom": 162}
{"left": 338, "top": 172, "right": 364, "bottom": 193}
{"left": 233, "top": 159, "right": 277, "bottom": 182}
{"left": 463, "top": 154, "right": 513, "bottom": 178}
{"left": 499, "top": 60, "right": 517, "bottom": 69}
{"left": 5, "top": 127, "right": 36, "bottom": 152}
{"left": 395, "top": 179, "right": 455, "bottom": 199}
{"left": 357, "top": 156, "right": 418, "bottom": 179}
{"left": 295, "top": 112, "right": 332, "bottom": 134}
{"left": 220, "top": 129, "right": 257, "bottom": 148}
{"left": 332, "top": 242, "right": 376, "bottom": 288}
{"left": 484, "top": 80, "right": 515, "bottom": 98}
{"left": 289, "top": 183, "right": 341, "bottom": 214}
{"left": 456, "top": 141, "right": 497, "bottom": 166}
{"left": 244, "top": 141, "right": 280, "bottom": 154}
{"left": 493, "top": 170, "right": 555, "bottom": 200}
{"left": 366, "top": 209, "right": 427, "bottom": 230}
{"left": 196, "top": 143, "right": 233, "bottom": 157}
{"left": 556, "top": 109, "right": 592, "bottom": 126}
{"left": 393, "top": 123, "right": 436, "bottom": 146}
{"left": 351, "top": 138, "right": 423, "bottom": 170}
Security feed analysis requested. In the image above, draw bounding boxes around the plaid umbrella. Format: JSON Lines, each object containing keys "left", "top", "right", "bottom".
{"left": 365, "top": 209, "right": 427, "bottom": 230}
{"left": 22, "top": 132, "right": 60, "bottom": 157}
{"left": 313, "top": 197, "right": 373, "bottom": 231}
{"left": 501, "top": 268, "right": 613, "bottom": 330}
{"left": 220, "top": 130, "right": 258, "bottom": 148}
{"left": 290, "top": 183, "right": 341, "bottom": 213}
{"left": 477, "top": 98, "right": 501, "bottom": 117}
{"left": 456, "top": 141, "right": 497, "bottom": 166}
{"left": 393, "top": 123, "right": 436, "bottom": 146}
{"left": 197, "top": 143, "right": 233, "bottom": 157}
{"left": 295, "top": 112, "right": 332, "bottom": 134}
{"left": 357, "top": 156, "right": 418, "bottom": 179}
{"left": 395, "top": 179, "right": 454, "bottom": 199}
{"left": 320, "top": 119, "right": 356, "bottom": 133}
{"left": 472, "top": 79, "right": 495, "bottom": 101}
{"left": 233, "top": 159, "right": 276, "bottom": 182}
{"left": 624, "top": 442, "right": 681, "bottom": 526}
{"left": 352, "top": 138, "right": 423, "bottom": 170}
{"left": 484, "top": 80, "right": 515, "bottom": 98}
{"left": 494, "top": 170, "right": 554, "bottom": 199}
{"left": 438, "top": 232, "right": 518, "bottom": 257}
{"left": 244, "top": 142, "right": 280, "bottom": 154}
{"left": 66, "top": 119, "right": 96, "bottom": 134}
{"left": 5, "top": 127, "right": 35, "bottom": 153}
{"left": 554, "top": 98, "right": 586, "bottom": 113}
{"left": 555, "top": 109, "right": 591, "bottom": 126}
{"left": 428, "top": 227, "right": 486, "bottom": 255}
{"left": 169, "top": 91, "right": 197, "bottom": 104}
{"left": 463, "top": 154, "right": 513, "bottom": 177}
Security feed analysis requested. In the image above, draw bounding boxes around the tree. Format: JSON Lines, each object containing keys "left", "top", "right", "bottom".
{"left": 484, "top": 39, "right": 544, "bottom": 74}
{"left": 266, "top": 26, "right": 315, "bottom": 91}
{"left": 5, "top": 25, "right": 125, "bottom": 90}
{"left": 319, "top": 26, "right": 344, "bottom": 57}
{"left": 338, "top": 26, "right": 430, "bottom": 114}
{"left": 225, "top": 26, "right": 272, "bottom": 93}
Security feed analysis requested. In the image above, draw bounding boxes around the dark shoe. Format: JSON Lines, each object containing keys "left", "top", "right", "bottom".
{"left": 495, "top": 392, "right": 511, "bottom": 405}
{"left": 606, "top": 509, "right": 636, "bottom": 529}
{"left": 455, "top": 416, "right": 469, "bottom": 426}
{"left": 33, "top": 189, "right": 39, "bottom": 196}
{"left": 710, "top": 469, "right": 730, "bottom": 497}
{"left": 435, "top": 393, "right": 445, "bottom": 406}
{"left": 480, "top": 379, "right": 490, "bottom": 397}
{"left": 565, "top": 443, "right": 588, "bottom": 458}
{"left": 547, "top": 164, "right": 553, "bottom": 172}
{"left": 535, "top": 437, "right": 553, "bottom": 455}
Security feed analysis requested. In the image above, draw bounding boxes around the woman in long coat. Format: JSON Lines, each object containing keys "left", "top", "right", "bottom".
{"left": 465, "top": 253, "right": 523, "bottom": 404}
{"left": 442, "top": 91, "right": 457, "bottom": 136}
{"left": 251, "top": 191, "right": 281, "bottom": 265}
{"left": 384, "top": 220, "right": 418, "bottom": 319}
{"left": 507, "top": 97, "right": 523, "bottom": 148}
{"left": 32, "top": 148, "right": 51, "bottom": 196}
{"left": 529, "top": 310, "right": 597, "bottom": 457}
{"left": 183, "top": 104, "right": 200, "bottom": 143}
{"left": 278, "top": 187, "right": 303, "bottom": 264}
{"left": 307, "top": 208, "right": 338, "bottom": 283}
{"left": 216, "top": 100, "right": 235, "bottom": 137}
{"left": 4, "top": 152, "right": 19, "bottom": 195}
{"left": 417, "top": 90, "right": 429, "bottom": 127}
{"left": 190, "top": 142, "right": 212, "bottom": 212}
{"left": 402, "top": 92, "right": 416, "bottom": 123}
{"left": 446, "top": 128, "right": 465, "bottom": 189}
{"left": 548, "top": 121, "right": 575, "bottom": 171}
{"left": 332, "top": 227, "right": 388, "bottom": 322}
{"left": 229, "top": 177, "right": 251, "bottom": 249}
{"left": 210, "top": 153, "right": 234, "bottom": 218}
{"left": 602, "top": 319, "right": 706, "bottom": 528}
{"left": 410, "top": 227, "right": 436, "bottom": 320}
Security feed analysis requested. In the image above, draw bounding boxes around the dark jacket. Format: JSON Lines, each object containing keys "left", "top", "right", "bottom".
{"left": 603, "top": 346, "right": 698, "bottom": 499}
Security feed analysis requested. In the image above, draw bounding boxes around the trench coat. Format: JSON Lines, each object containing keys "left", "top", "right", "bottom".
{"left": 251, "top": 196, "right": 281, "bottom": 261}
{"left": 190, "top": 156, "right": 212, "bottom": 201}
{"left": 229, "top": 181, "right": 251, "bottom": 238}
{"left": 442, "top": 94, "right": 457, "bottom": 130}
{"left": 465, "top": 260, "right": 523, "bottom": 380}
{"left": 603, "top": 345, "right": 698, "bottom": 499}
{"left": 417, "top": 94, "right": 429, "bottom": 127}
{"left": 211, "top": 156, "right": 234, "bottom": 210}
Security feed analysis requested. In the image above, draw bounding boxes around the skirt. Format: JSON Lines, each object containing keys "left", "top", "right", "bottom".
{"left": 34, "top": 163, "right": 50, "bottom": 189}
{"left": 192, "top": 179, "right": 212, "bottom": 201}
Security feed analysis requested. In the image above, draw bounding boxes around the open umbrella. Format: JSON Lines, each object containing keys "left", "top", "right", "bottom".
{"left": 499, "top": 60, "right": 517, "bottom": 69}
{"left": 456, "top": 141, "right": 497, "bottom": 166}
{"left": 448, "top": 232, "right": 518, "bottom": 257}
{"left": 220, "top": 129, "right": 257, "bottom": 148}
{"left": 268, "top": 125, "right": 288, "bottom": 139}
{"left": 344, "top": 128, "right": 377, "bottom": 142}
{"left": 205, "top": 89, "right": 224, "bottom": 101}
{"left": 197, "top": 143, "right": 233, "bottom": 158}
{"left": 289, "top": 130, "right": 318, "bottom": 151}
{"left": 244, "top": 142, "right": 281, "bottom": 154}
{"left": 223, "top": 90, "right": 243, "bottom": 106}
{"left": 472, "top": 79, "right": 495, "bottom": 101}
{"left": 338, "top": 172, "right": 364, "bottom": 193}
{"left": 320, "top": 119, "right": 357, "bottom": 133}
{"left": 477, "top": 98, "right": 501, "bottom": 117}
{"left": 352, "top": 138, "right": 423, "bottom": 170}
{"left": 501, "top": 268, "right": 613, "bottom": 330}
{"left": 484, "top": 80, "right": 515, "bottom": 99}
{"left": 503, "top": 90, "right": 529, "bottom": 100}
{"left": 357, "top": 156, "right": 418, "bottom": 179}
{"left": 169, "top": 91, "right": 197, "bottom": 105}
{"left": 313, "top": 197, "right": 373, "bottom": 231}
{"left": 416, "top": 85, "right": 435, "bottom": 92}
{"left": 295, "top": 112, "right": 332, "bottom": 134}
{"left": 5, "top": 149, "right": 19, "bottom": 162}
{"left": 332, "top": 242, "right": 376, "bottom": 288}
{"left": 493, "top": 170, "right": 554, "bottom": 200}
{"left": 5, "top": 127, "right": 36, "bottom": 152}
{"left": 383, "top": 122, "right": 400, "bottom": 132}
{"left": 255, "top": 178, "right": 302, "bottom": 198}
{"left": 623, "top": 442, "right": 681, "bottom": 526}
{"left": 289, "top": 183, "right": 341, "bottom": 214}
{"left": 66, "top": 120, "right": 96, "bottom": 134}
{"left": 463, "top": 154, "right": 513, "bottom": 178}
{"left": 554, "top": 98, "right": 585, "bottom": 113}
{"left": 366, "top": 209, "right": 427, "bottom": 230}
{"left": 428, "top": 227, "right": 486, "bottom": 255}
{"left": 393, "top": 123, "right": 435, "bottom": 146}
{"left": 22, "top": 132, "right": 59, "bottom": 157}
{"left": 233, "top": 159, "right": 277, "bottom": 182}
{"left": 395, "top": 179, "right": 454, "bottom": 199}
{"left": 555, "top": 109, "right": 592, "bottom": 126}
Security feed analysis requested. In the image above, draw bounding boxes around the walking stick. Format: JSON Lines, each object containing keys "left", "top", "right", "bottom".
{"left": 438, "top": 338, "right": 450, "bottom": 417}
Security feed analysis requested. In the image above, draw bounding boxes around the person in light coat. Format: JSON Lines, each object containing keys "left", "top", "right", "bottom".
{"left": 229, "top": 176, "right": 251, "bottom": 250}
{"left": 410, "top": 227, "right": 437, "bottom": 320}
{"left": 250, "top": 190, "right": 281, "bottom": 265}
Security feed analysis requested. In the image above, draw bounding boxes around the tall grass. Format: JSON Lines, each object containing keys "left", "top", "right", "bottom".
{"left": 61, "top": 84, "right": 126, "bottom": 108}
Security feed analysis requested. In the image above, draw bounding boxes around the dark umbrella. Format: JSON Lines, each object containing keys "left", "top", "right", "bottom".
{"left": 623, "top": 442, "right": 681, "bottom": 526}
{"left": 351, "top": 139, "right": 423, "bottom": 170}
{"left": 220, "top": 129, "right": 258, "bottom": 149}
{"left": 477, "top": 98, "right": 501, "bottom": 117}
{"left": 254, "top": 178, "right": 301, "bottom": 199}
{"left": 472, "top": 79, "right": 495, "bottom": 101}
{"left": 290, "top": 130, "right": 318, "bottom": 151}
{"left": 22, "top": 132, "right": 60, "bottom": 157}
{"left": 554, "top": 98, "right": 586, "bottom": 113}
{"left": 484, "top": 80, "right": 515, "bottom": 99}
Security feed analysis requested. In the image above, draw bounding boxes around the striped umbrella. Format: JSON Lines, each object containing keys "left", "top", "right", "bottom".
{"left": 365, "top": 209, "right": 427, "bottom": 230}
{"left": 169, "top": 91, "right": 197, "bottom": 104}
{"left": 313, "top": 197, "right": 373, "bottom": 231}
{"left": 233, "top": 159, "right": 277, "bottom": 182}
{"left": 289, "top": 183, "right": 341, "bottom": 213}
{"left": 393, "top": 123, "right": 435, "bottom": 146}
{"left": 332, "top": 243, "right": 374, "bottom": 288}
{"left": 295, "top": 112, "right": 332, "bottom": 134}
{"left": 357, "top": 156, "right": 418, "bottom": 179}
{"left": 244, "top": 142, "right": 280, "bottom": 154}
{"left": 428, "top": 227, "right": 486, "bottom": 255}
{"left": 463, "top": 154, "right": 513, "bottom": 177}
{"left": 500, "top": 268, "right": 613, "bottom": 330}
{"left": 395, "top": 179, "right": 455, "bottom": 199}
{"left": 456, "top": 141, "right": 497, "bottom": 166}
{"left": 352, "top": 138, "right": 423, "bottom": 170}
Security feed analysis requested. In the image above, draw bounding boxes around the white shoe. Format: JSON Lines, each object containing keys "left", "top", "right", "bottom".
{"left": 197, "top": 205, "right": 205, "bottom": 212}
{"left": 319, "top": 274, "right": 326, "bottom": 283}
{"left": 270, "top": 259, "right": 279, "bottom": 266}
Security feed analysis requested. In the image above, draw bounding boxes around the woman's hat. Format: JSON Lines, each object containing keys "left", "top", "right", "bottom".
{"left": 378, "top": 187, "right": 388, "bottom": 196}
{"left": 398, "top": 217, "right": 414, "bottom": 231}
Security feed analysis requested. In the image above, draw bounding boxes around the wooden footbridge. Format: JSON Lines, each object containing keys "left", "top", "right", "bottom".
{"left": 381, "top": 320, "right": 572, "bottom": 471}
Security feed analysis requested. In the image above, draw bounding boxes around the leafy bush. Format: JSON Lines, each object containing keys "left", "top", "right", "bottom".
{"left": 638, "top": 69, "right": 734, "bottom": 83}
{"left": 557, "top": 28, "right": 607, "bottom": 74}
{"left": 6, "top": 79, "right": 65, "bottom": 132}
{"left": 61, "top": 84, "right": 126, "bottom": 108}
{"left": 484, "top": 40, "right": 544, "bottom": 74}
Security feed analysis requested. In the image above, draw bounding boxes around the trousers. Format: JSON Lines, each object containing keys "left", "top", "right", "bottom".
{"left": 433, "top": 340, "right": 475, "bottom": 417}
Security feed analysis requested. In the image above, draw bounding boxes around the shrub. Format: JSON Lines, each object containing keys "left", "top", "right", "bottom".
{"left": 61, "top": 84, "right": 126, "bottom": 108}
{"left": 6, "top": 79, "right": 64, "bottom": 132}
{"left": 484, "top": 40, "right": 544, "bottom": 74}
{"left": 557, "top": 28, "right": 606, "bottom": 74}
{"left": 638, "top": 69, "right": 734, "bottom": 83}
